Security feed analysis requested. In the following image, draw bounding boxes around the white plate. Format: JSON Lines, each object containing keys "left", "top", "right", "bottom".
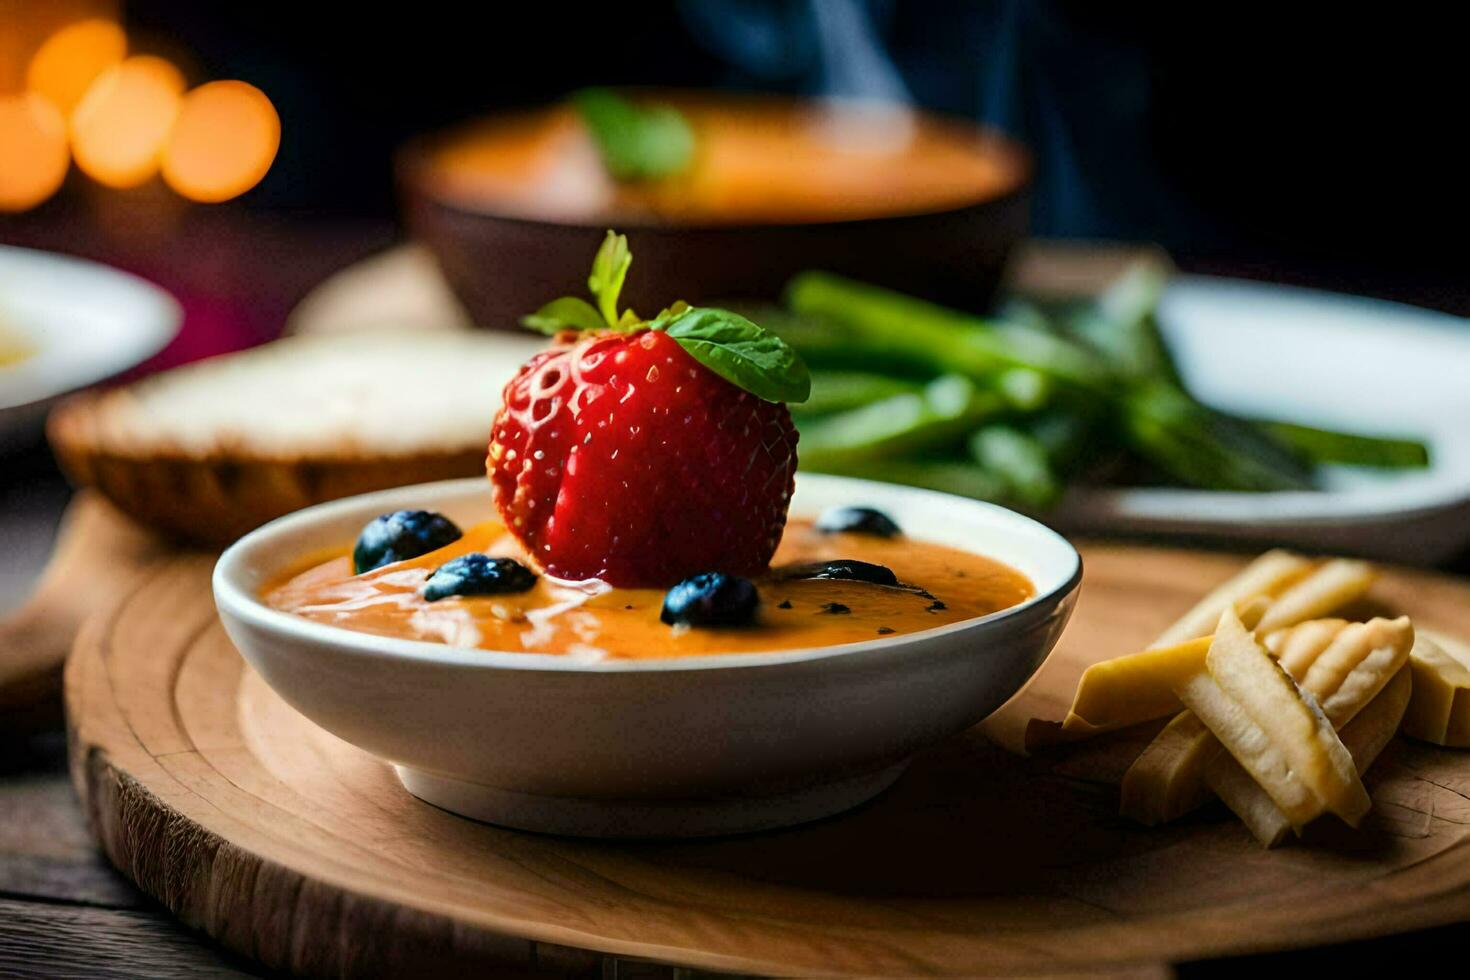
{"left": 1053, "top": 276, "right": 1470, "bottom": 562}
{"left": 0, "top": 246, "right": 181, "bottom": 447}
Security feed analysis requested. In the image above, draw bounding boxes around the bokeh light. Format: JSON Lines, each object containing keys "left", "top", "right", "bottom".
{"left": 69, "top": 54, "right": 185, "bottom": 188}
{"left": 162, "top": 81, "right": 280, "bottom": 203}
{"left": 24, "top": 18, "right": 126, "bottom": 117}
{"left": 0, "top": 92, "right": 70, "bottom": 212}
{"left": 0, "top": 12, "right": 277, "bottom": 211}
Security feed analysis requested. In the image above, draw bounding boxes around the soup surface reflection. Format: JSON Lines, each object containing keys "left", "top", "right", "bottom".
{"left": 264, "top": 518, "right": 1035, "bottom": 660}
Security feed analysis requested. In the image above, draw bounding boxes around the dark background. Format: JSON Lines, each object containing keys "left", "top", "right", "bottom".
{"left": 117, "top": 0, "right": 1470, "bottom": 311}
{"left": 9, "top": 0, "right": 1467, "bottom": 359}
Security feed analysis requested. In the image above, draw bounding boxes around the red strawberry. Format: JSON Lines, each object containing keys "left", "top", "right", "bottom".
{"left": 488, "top": 328, "right": 800, "bottom": 587}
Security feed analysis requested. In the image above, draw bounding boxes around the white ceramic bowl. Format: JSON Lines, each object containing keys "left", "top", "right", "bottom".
{"left": 214, "top": 475, "right": 1080, "bottom": 837}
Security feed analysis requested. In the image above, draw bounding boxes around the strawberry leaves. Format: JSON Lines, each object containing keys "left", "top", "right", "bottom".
{"left": 524, "top": 232, "right": 636, "bottom": 334}
{"left": 521, "top": 296, "right": 605, "bottom": 334}
{"left": 587, "top": 230, "right": 633, "bottom": 328}
{"left": 655, "top": 307, "right": 811, "bottom": 405}
{"left": 520, "top": 230, "right": 809, "bottom": 404}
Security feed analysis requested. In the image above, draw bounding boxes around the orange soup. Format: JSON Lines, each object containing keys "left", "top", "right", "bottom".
{"left": 414, "top": 95, "right": 1027, "bottom": 226}
{"left": 264, "top": 518, "right": 1033, "bottom": 660}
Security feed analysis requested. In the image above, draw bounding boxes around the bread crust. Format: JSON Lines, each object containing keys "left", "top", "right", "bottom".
{"left": 49, "top": 392, "right": 486, "bottom": 546}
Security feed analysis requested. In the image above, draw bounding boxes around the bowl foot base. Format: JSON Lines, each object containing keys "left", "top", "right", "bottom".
{"left": 394, "top": 762, "right": 909, "bottom": 838}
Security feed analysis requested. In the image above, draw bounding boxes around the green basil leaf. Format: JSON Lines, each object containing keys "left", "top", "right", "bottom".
{"left": 587, "top": 230, "right": 632, "bottom": 328}
{"left": 656, "top": 307, "right": 811, "bottom": 404}
{"left": 520, "top": 296, "right": 606, "bottom": 334}
{"left": 575, "top": 88, "right": 695, "bottom": 183}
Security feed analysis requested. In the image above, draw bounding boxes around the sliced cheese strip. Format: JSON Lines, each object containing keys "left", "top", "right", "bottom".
{"left": 1125, "top": 614, "right": 1409, "bottom": 833}
{"left": 1203, "top": 608, "right": 1370, "bottom": 826}
{"left": 1061, "top": 598, "right": 1271, "bottom": 737}
{"left": 1051, "top": 552, "right": 1375, "bottom": 744}
{"left": 1175, "top": 670, "right": 1320, "bottom": 827}
{"left": 1255, "top": 559, "right": 1377, "bottom": 634}
{"left": 1404, "top": 630, "right": 1470, "bottom": 747}
{"left": 1151, "top": 550, "right": 1313, "bottom": 649}
{"left": 1111, "top": 617, "right": 1387, "bottom": 822}
{"left": 1118, "top": 710, "right": 1217, "bottom": 825}
{"left": 1266, "top": 618, "right": 1352, "bottom": 675}
{"left": 1061, "top": 637, "right": 1212, "bottom": 735}
{"left": 1306, "top": 617, "right": 1414, "bottom": 727}
{"left": 1204, "top": 748, "right": 1286, "bottom": 847}
{"left": 1208, "top": 664, "right": 1411, "bottom": 847}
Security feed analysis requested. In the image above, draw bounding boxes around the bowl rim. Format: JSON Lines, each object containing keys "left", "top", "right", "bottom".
{"left": 213, "top": 474, "right": 1081, "bottom": 674}
{"left": 394, "top": 91, "right": 1035, "bottom": 233}
{"left": 401, "top": 176, "right": 1033, "bottom": 235}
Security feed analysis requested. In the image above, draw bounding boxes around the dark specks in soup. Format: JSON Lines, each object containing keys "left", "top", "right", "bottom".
{"left": 264, "top": 516, "right": 1035, "bottom": 660}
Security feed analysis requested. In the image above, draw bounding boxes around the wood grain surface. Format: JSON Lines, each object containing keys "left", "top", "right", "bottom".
{"left": 63, "top": 535, "right": 1470, "bottom": 978}
{"left": 0, "top": 493, "right": 168, "bottom": 732}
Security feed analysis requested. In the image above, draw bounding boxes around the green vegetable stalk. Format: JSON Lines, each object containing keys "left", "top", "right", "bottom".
{"left": 797, "top": 375, "right": 1004, "bottom": 470}
{"left": 1118, "top": 381, "right": 1315, "bottom": 492}
{"left": 968, "top": 425, "right": 1062, "bottom": 509}
{"left": 786, "top": 271, "right": 1110, "bottom": 390}
{"left": 789, "top": 371, "right": 923, "bottom": 417}
{"left": 1260, "top": 421, "right": 1431, "bottom": 469}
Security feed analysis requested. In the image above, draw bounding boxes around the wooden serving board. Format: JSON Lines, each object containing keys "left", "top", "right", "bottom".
{"left": 62, "top": 509, "right": 1470, "bottom": 978}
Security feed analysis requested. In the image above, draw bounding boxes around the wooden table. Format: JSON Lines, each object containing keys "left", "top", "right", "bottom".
{"left": 0, "top": 446, "right": 264, "bottom": 978}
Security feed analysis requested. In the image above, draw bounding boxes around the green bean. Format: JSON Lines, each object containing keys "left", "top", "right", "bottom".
{"left": 968, "top": 425, "right": 1062, "bottom": 509}
{"left": 1059, "top": 263, "right": 1180, "bottom": 385}
{"left": 1118, "top": 381, "right": 1315, "bottom": 492}
{"left": 791, "top": 371, "right": 924, "bottom": 417}
{"left": 782, "top": 266, "right": 1350, "bottom": 497}
{"left": 994, "top": 367, "right": 1053, "bottom": 413}
{"left": 797, "top": 375, "right": 1003, "bottom": 470}
{"left": 1261, "top": 421, "right": 1430, "bottom": 469}
{"left": 1020, "top": 408, "right": 1098, "bottom": 470}
{"left": 786, "top": 272, "right": 1111, "bottom": 390}
{"left": 996, "top": 297, "right": 1059, "bottom": 336}
{"left": 732, "top": 304, "right": 937, "bottom": 377}
{"left": 746, "top": 302, "right": 1057, "bottom": 417}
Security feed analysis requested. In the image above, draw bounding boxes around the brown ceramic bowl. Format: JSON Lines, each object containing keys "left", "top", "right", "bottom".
{"left": 398, "top": 92, "right": 1032, "bottom": 330}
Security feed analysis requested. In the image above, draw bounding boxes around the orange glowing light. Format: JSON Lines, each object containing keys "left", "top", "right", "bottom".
{"left": 25, "top": 18, "right": 127, "bottom": 117}
{"left": 70, "top": 54, "right": 185, "bottom": 189}
{"left": 162, "top": 80, "right": 280, "bottom": 203}
{"left": 0, "top": 92, "right": 70, "bottom": 212}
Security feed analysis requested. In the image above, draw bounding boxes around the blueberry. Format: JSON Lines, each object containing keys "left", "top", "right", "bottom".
{"left": 423, "top": 554, "right": 538, "bottom": 601}
{"left": 660, "top": 572, "right": 760, "bottom": 627}
{"left": 778, "top": 559, "right": 899, "bottom": 587}
{"left": 814, "top": 506, "right": 901, "bottom": 538}
{"left": 353, "top": 510, "right": 463, "bottom": 573}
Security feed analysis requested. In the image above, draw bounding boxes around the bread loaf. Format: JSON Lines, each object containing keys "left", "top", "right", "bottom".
{"left": 49, "top": 331, "right": 541, "bottom": 545}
